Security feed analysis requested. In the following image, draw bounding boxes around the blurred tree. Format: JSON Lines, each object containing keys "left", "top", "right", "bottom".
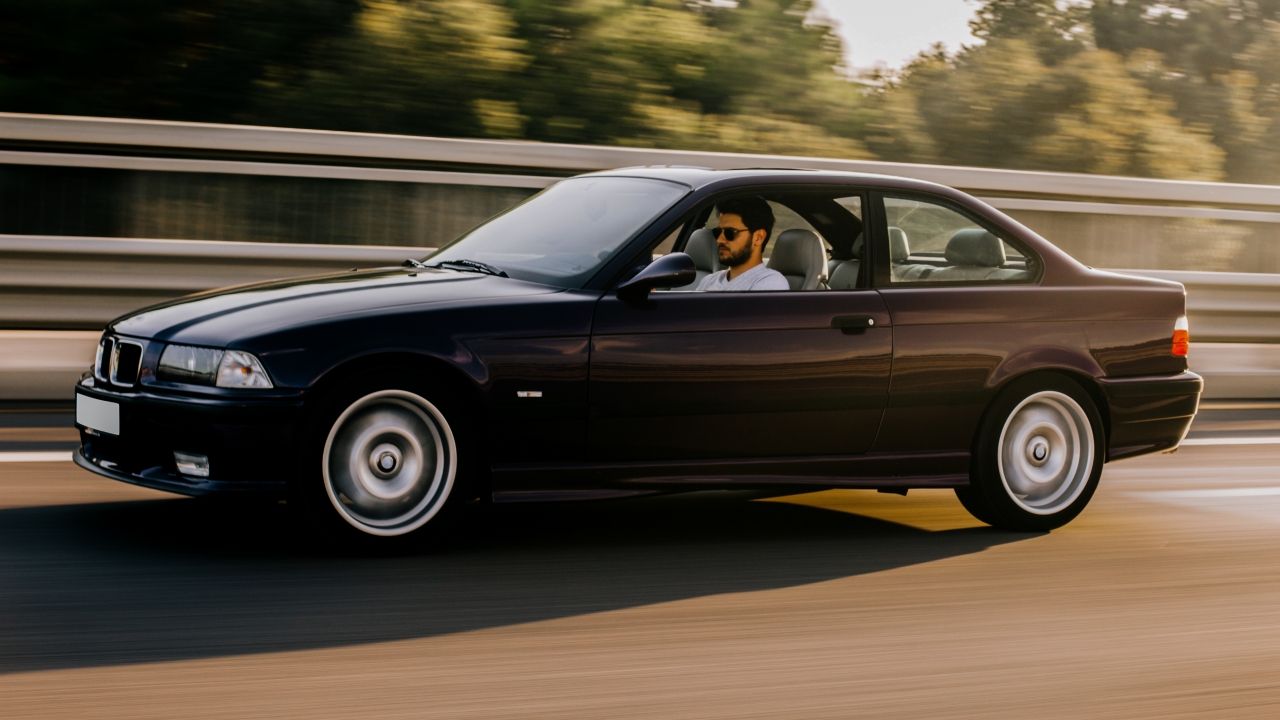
{"left": 868, "top": 39, "right": 1224, "bottom": 179}
{"left": 251, "top": 0, "right": 525, "bottom": 137}
{"left": 631, "top": 100, "right": 869, "bottom": 158}
{"left": 858, "top": 46, "right": 949, "bottom": 164}
{"left": 1025, "top": 49, "right": 1223, "bottom": 179}
{"left": 695, "top": 0, "right": 843, "bottom": 114}
{"left": 1089, "top": 0, "right": 1280, "bottom": 181}
{"left": 501, "top": 0, "right": 870, "bottom": 156}
{"left": 969, "top": 0, "right": 1090, "bottom": 64}
{"left": 0, "top": 0, "right": 359, "bottom": 121}
{"left": 1234, "top": 20, "right": 1280, "bottom": 181}
{"left": 3, "top": 0, "right": 1272, "bottom": 183}
{"left": 662, "top": 0, "right": 872, "bottom": 157}
{"left": 502, "top": 0, "right": 706, "bottom": 144}
{"left": 906, "top": 40, "right": 1052, "bottom": 168}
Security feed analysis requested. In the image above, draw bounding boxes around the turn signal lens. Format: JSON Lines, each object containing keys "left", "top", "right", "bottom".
{"left": 216, "top": 350, "right": 274, "bottom": 389}
{"left": 1172, "top": 316, "right": 1190, "bottom": 357}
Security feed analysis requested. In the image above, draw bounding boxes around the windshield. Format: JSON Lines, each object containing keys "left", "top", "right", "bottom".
{"left": 428, "top": 176, "right": 688, "bottom": 287}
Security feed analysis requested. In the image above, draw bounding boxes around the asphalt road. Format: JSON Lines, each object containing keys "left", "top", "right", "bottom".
{"left": 2, "top": 439, "right": 1279, "bottom": 719}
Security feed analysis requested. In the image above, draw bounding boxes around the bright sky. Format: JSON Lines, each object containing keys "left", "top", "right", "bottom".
{"left": 816, "top": 0, "right": 981, "bottom": 70}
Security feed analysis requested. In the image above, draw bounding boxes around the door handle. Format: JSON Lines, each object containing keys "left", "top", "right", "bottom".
{"left": 831, "top": 315, "right": 879, "bottom": 333}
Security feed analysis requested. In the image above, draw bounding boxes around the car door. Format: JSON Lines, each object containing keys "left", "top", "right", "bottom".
{"left": 588, "top": 284, "right": 891, "bottom": 463}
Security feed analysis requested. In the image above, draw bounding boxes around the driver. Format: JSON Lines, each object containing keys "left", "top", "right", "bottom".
{"left": 696, "top": 197, "right": 789, "bottom": 292}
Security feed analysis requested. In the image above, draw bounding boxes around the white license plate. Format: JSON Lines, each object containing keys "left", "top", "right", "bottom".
{"left": 76, "top": 393, "right": 120, "bottom": 436}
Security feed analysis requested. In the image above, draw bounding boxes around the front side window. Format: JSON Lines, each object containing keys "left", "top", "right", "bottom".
{"left": 430, "top": 176, "right": 688, "bottom": 288}
{"left": 663, "top": 191, "right": 866, "bottom": 292}
{"left": 883, "top": 195, "right": 1033, "bottom": 284}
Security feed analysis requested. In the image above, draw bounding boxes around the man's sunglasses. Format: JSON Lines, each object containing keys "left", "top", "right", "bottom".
{"left": 712, "top": 227, "right": 752, "bottom": 241}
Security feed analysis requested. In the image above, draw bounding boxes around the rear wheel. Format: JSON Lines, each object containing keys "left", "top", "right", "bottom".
{"left": 957, "top": 376, "right": 1104, "bottom": 531}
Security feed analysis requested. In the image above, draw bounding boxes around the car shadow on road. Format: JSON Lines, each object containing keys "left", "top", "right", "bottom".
{"left": 0, "top": 492, "right": 1034, "bottom": 674}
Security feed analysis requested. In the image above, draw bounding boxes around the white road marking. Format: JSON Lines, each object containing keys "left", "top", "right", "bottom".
{"left": 0, "top": 451, "right": 72, "bottom": 463}
{"left": 1151, "top": 487, "right": 1280, "bottom": 499}
{"left": 1198, "top": 401, "right": 1280, "bottom": 411}
{"left": 1180, "top": 436, "right": 1280, "bottom": 446}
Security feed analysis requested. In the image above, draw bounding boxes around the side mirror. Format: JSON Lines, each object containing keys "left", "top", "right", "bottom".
{"left": 617, "top": 253, "right": 696, "bottom": 301}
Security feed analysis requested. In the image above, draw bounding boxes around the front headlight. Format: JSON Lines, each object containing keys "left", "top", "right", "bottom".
{"left": 216, "top": 350, "right": 274, "bottom": 389}
{"left": 157, "top": 345, "right": 273, "bottom": 389}
{"left": 157, "top": 344, "right": 223, "bottom": 384}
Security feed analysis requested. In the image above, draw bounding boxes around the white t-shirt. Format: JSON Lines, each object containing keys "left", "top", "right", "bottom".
{"left": 696, "top": 263, "right": 790, "bottom": 292}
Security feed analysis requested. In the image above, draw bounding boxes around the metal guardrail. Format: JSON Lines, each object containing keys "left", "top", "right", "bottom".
{"left": 0, "top": 235, "right": 424, "bottom": 329}
{"left": 4, "top": 113, "right": 1279, "bottom": 280}
{"left": 1, "top": 114, "right": 1278, "bottom": 400}
{"left": 11, "top": 143, "right": 1280, "bottom": 224}
{"left": 4, "top": 236, "right": 1278, "bottom": 341}
{"left": 1117, "top": 269, "right": 1280, "bottom": 344}
{"left": 0, "top": 149, "right": 557, "bottom": 188}
{"left": 5, "top": 112, "right": 1280, "bottom": 211}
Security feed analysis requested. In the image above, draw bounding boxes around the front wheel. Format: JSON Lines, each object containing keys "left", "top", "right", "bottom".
{"left": 315, "top": 387, "right": 461, "bottom": 539}
{"left": 957, "top": 376, "right": 1104, "bottom": 531}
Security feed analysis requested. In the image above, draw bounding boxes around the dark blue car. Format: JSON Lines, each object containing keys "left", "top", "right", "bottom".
{"left": 75, "top": 168, "right": 1202, "bottom": 540}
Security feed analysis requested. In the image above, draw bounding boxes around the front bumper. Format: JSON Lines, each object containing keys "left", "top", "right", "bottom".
{"left": 74, "top": 378, "right": 305, "bottom": 498}
{"left": 1100, "top": 370, "right": 1203, "bottom": 461}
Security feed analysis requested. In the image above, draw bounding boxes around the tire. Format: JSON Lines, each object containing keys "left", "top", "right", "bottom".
{"left": 297, "top": 375, "right": 473, "bottom": 543}
{"left": 956, "top": 375, "right": 1104, "bottom": 531}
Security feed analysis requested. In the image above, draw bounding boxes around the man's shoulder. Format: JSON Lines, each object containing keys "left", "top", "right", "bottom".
{"left": 749, "top": 265, "right": 790, "bottom": 290}
{"left": 696, "top": 269, "right": 728, "bottom": 290}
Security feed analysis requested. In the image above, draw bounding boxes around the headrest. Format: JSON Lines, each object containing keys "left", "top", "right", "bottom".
{"left": 828, "top": 260, "right": 860, "bottom": 290}
{"left": 833, "top": 217, "right": 864, "bottom": 261}
{"left": 849, "top": 232, "right": 864, "bottom": 260}
{"left": 944, "top": 229, "right": 1005, "bottom": 267}
{"left": 888, "top": 227, "right": 910, "bottom": 263}
{"left": 768, "top": 228, "right": 825, "bottom": 290}
{"left": 685, "top": 227, "right": 718, "bottom": 272}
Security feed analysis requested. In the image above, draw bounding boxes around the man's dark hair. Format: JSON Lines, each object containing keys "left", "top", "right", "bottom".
{"left": 717, "top": 196, "right": 775, "bottom": 246}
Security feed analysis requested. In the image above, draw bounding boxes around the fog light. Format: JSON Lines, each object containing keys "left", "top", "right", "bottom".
{"left": 174, "top": 451, "right": 210, "bottom": 478}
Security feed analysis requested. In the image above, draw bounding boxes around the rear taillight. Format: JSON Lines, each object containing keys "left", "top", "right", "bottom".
{"left": 1172, "top": 315, "right": 1189, "bottom": 357}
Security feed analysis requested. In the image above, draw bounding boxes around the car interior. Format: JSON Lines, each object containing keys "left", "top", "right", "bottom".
{"left": 883, "top": 193, "right": 1036, "bottom": 283}
{"left": 655, "top": 190, "right": 1036, "bottom": 292}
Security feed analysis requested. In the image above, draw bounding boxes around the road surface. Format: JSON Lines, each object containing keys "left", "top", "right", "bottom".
{"left": 2, "top": 431, "right": 1279, "bottom": 718}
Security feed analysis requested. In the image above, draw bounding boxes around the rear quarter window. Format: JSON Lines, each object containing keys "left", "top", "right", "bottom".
{"left": 884, "top": 195, "right": 1034, "bottom": 285}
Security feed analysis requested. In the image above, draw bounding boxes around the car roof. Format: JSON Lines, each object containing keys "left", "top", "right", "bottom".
{"left": 578, "top": 166, "right": 958, "bottom": 195}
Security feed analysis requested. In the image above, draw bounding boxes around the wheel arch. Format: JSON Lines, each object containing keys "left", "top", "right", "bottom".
{"left": 310, "top": 351, "right": 483, "bottom": 400}
{"left": 306, "top": 351, "right": 490, "bottom": 496}
{"left": 975, "top": 366, "right": 1111, "bottom": 459}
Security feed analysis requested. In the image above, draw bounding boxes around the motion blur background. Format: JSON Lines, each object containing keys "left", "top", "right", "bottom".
{"left": 4, "top": 0, "right": 1280, "bottom": 259}
{"left": 7, "top": 0, "right": 1279, "bottom": 178}
{"left": 5, "top": 6, "right": 1280, "bottom": 718}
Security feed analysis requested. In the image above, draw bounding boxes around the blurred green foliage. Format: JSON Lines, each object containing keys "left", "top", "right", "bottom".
{"left": 3, "top": 0, "right": 1280, "bottom": 182}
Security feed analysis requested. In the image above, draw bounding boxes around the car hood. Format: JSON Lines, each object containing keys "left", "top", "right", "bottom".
{"left": 110, "top": 266, "right": 560, "bottom": 345}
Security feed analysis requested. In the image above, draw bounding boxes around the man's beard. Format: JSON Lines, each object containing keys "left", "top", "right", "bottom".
{"left": 718, "top": 240, "right": 753, "bottom": 268}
